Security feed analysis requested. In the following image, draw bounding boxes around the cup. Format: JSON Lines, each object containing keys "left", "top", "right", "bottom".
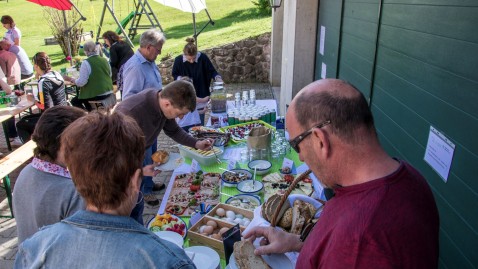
{"left": 210, "top": 116, "right": 220, "bottom": 128}
{"left": 240, "top": 148, "right": 249, "bottom": 163}
{"left": 9, "top": 95, "right": 21, "bottom": 105}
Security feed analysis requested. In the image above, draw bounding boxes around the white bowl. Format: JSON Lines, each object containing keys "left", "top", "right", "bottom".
{"left": 237, "top": 180, "right": 264, "bottom": 195}
{"left": 221, "top": 169, "right": 252, "bottom": 187}
{"left": 225, "top": 194, "right": 262, "bottom": 211}
{"left": 154, "top": 231, "right": 184, "bottom": 248}
{"left": 248, "top": 159, "right": 272, "bottom": 175}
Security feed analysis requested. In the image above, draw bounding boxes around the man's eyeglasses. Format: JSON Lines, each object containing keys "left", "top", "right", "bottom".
{"left": 288, "top": 120, "right": 331, "bottom": 153}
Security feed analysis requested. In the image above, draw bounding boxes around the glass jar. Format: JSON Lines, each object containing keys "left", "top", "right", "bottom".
{"left": 210, "top": 86, "right": 227, "bottom": 113}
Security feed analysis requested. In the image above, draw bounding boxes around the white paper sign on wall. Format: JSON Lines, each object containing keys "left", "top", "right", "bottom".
{"left": 424, "top": 126, "right": 455, "bottom": 182}
{"left": 319, "top": 25, "right": 326, "bottom": 55}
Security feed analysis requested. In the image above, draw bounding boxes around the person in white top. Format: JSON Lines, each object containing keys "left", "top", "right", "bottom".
{"left": 1, "top": 15, "right": 21, "bottom": 46}
{"left": 175, "top": 76, "right": 210, "bottom": 131}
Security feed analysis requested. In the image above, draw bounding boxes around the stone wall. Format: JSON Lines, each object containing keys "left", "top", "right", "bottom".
{"left": 159, "top": 32, "right": 271, "bottom": 84}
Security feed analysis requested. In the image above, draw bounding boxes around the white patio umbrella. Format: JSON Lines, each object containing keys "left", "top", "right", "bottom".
{"left": 154, "top": 0, "right": 214, "bottom": 41}
{"left": 156, "top": 0, "right": 207, "bottom": 13}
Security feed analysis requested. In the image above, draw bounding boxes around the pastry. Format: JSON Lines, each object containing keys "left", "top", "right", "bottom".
{"left": 152, "top": 150, "right": 169, "bottom": 164}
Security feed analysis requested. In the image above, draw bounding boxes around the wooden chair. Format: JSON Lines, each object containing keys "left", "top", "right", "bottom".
{"left": 0, "top": 140, "right": 36, "bottom": 218}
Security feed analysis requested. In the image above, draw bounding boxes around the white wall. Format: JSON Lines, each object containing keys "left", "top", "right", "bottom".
{"left": 278, "top": 0, "right": 319, "bottom": 116}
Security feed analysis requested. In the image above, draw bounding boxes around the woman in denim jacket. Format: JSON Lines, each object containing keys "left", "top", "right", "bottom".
{"left": 15, "top": 113, "right": 196, "bottom": 269}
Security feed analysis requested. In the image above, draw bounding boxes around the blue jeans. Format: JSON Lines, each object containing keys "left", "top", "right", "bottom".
{"left": 142, "top": 140, "right": 157, "bottom": 194}
{"left": 130, "top": 140, "right": 157, "bottom": 224}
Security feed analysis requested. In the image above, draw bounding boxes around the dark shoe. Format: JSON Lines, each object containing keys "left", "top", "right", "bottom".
{"left": 144, "top": 194, "right": 160, "bottom": 206}
{"left": 152, "top": 182, "right": 165, "bottom": 192}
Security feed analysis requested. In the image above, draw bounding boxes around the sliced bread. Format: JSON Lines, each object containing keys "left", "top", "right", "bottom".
{"left": 234, "top": 240, "right": 271, "bottom": 269}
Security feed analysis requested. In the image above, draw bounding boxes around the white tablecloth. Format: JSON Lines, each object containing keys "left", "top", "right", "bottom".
{"left": 206, "top": 99, "right": 278, "bottom": 127}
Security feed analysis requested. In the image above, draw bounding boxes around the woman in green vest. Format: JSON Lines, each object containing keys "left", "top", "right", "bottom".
{"left": 63, "top": 41, "right": 114, "bottom": 111}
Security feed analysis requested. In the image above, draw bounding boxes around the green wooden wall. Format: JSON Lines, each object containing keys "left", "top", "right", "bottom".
{"left": 315, "top": 0, "right": 478, "bottom": 268}
{"left": 314, "top": 0, "right": 343, "bottom": 79}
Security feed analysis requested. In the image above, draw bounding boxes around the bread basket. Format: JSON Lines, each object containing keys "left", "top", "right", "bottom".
{"left": 270, "top": 169, "right": 313, "bottom": 227}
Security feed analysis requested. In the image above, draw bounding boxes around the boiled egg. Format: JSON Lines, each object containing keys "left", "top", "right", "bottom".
{"left": 206, "top": 220, "right": 218, "bottom": 229}
{"left": 226, "top": 210, "right": 236, "bottom": 219}
{"left": 203, "top": 225, "right": 214, "bottom": 235}
{"left": 216, "top": 208, "right": 226, "bottom": 217}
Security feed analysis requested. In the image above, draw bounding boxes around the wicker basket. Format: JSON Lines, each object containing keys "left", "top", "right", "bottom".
{"left": 270, "top": 169, "right": 313, "bottom": 227}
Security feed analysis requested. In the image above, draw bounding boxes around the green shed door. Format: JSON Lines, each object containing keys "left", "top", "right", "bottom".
{"left": 372, "top": 1, "right": 478, "bottom": 268}
{"left": 337, "top": 0, "right": 380, "bottom": 101}
{"left": 315, "top": 0, "right": 478, "bottom": 268}
{"left": 314, "top": 0, "right": 343, "bottom": 80}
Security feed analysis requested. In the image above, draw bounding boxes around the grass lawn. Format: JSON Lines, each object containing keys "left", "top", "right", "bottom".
{"left": 1, "top": 0, "right": 272, "bottom": 69}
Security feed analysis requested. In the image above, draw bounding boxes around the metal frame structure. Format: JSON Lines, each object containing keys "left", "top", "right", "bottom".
{"left": 192, "top": 9, "right": 214, "bottom": 42}
{"left": 96, "top": 0, "right": 134, "bottom": 47}
{"left": 128, "top": 0, "right": 163, "bottom": 40}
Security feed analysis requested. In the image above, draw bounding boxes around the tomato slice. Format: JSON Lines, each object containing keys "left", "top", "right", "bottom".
{"left": 302, "top": 177, "right": 312, "bottom": 183}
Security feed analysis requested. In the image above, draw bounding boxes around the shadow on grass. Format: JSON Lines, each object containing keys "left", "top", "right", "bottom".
{"left": 47, "top": 52, "right": 71, "bottom": 66}
{"left": 162, "top": 8, "right": 270, "bottom": 39}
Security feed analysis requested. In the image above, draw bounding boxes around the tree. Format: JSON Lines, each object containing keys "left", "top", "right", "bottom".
{"left": 43, "top": 2, "right": 84, "bottom": 59}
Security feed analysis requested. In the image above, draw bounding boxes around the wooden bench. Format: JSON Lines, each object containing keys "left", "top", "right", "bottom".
{"left": 0, "top": 140, "right": 36, "bottom": 218}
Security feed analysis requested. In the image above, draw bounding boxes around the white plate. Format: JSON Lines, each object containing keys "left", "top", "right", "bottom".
{"left": 146, "top": 214, "right": 188, "bottom": 238}
{"left": 227, "top": 252, "right": 293, "bottom": 269}
{"left": 184, "top": 246, "right": 220, "bottom": 269}
{"left": 154, "top": 152, "right": 183, "bottom": 171}
{"left": 154, "top": 231, "right": 184, "bottom": 248}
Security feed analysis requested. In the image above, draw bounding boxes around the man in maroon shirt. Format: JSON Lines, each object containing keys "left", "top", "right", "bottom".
{"left": 244, "top": 79, "right": 439, "bottom": 268}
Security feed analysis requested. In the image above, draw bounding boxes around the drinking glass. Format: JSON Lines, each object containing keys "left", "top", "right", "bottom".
{"left": 240, "top": 148, "right": 249, "bottom": 163}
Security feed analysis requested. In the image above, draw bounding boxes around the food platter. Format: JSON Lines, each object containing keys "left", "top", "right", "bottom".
{"left": 164, "top": 171, "right": 221, "bottom": 216}
{"left": 178, "top": 145, "right": 224, "bottom": 166}
{"left": 220, "top": 121, "right": 275, "bottom": 143}
{"left": 262, "top": 172, "right": 313, "bottom": 201}
{"left": 147, "top": 213, "right": 188, "bottom": 238}
{"left": 189, "top": 126, "right": 230, "bottom": 146}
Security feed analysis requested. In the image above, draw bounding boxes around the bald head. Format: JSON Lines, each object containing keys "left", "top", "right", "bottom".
{"left": 0, "top": 40, "right": 9, "bottom": 50}
{"left": 289, "top": 79, "right": 376, "bottom": 144}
